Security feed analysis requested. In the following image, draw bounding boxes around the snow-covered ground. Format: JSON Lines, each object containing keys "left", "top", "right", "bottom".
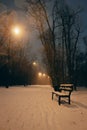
{"left": 0, "top": 85, "right": 87, "bottom": 130}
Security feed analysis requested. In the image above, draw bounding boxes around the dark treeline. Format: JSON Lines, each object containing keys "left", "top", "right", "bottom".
{"left": 0, "top": 57, "right": 33, "bottom": 87}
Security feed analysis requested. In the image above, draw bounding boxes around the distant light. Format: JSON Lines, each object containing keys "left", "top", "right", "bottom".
{"left": 48, "top": 76, "right": 50, "bottom": 79}
{"left": 43, "top": 73, "right": 46, "bottom": 77}
{"left": 33, "top": 62, "right": 37, "bottom": 66}
{"left": 38, "top": 72, "right": 42, "bottom": 77}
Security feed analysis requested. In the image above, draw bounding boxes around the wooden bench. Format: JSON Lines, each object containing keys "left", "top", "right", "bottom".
{"left": 52, "top": 84, "right": 73, "bottom": 105}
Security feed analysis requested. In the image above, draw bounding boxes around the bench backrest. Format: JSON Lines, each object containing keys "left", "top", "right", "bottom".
{"left": 60, "top": 84, "right": 73, "bottom": 91}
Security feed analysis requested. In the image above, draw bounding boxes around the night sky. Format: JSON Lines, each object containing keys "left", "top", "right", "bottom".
{"left": 0, "top": 0, "right": 87, "bottom": 54}
{"left": 0, "top": 0, "right": 87, "bottom": 31}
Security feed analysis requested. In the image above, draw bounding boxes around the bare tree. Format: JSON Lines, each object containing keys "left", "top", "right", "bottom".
{"left": 53, "top": 0, "right": 81, "bottom": 89}
{"left": 25, "top": 0, "right": 81, "bottom": 90}
{"left": 25, "top": 0, "right": 59, "bottom": 88}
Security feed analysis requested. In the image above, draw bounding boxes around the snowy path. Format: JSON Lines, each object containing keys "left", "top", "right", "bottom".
{"left": 0, "top": 85, "right": 87, "bottom": 130}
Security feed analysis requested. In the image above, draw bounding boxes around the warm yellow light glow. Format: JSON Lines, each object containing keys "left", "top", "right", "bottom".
{"left": 11, "top": 25, "right": 23, "bottom": 37}
{"left": 13, "top": 27, "right": 20, "bottom": 35}
{"left": 38, "top": 72, "right": 42, "bottom": 77}
{"left": 14, "top": 27, "right": 20, "bottom": 34}
{"left": 43, "top": 73, "right": 46, "bottom": 77}
{"left": 33, "top": 62, "right": 37, "bottom": 66}
{"left": 48, "top": 76, "right": 50, "bottom": 79}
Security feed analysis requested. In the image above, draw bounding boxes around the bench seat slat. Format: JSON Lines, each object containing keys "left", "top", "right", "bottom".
{"left": 52, "top": 91, "right": 69, "bottom": 96}
{"left": 52, "top": 90, "right": 72, "bottom": 105}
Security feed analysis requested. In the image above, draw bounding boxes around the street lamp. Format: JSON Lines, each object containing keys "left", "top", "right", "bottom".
{"left": 12, "top": 26, "right": 22, "bottom": 36}
{"left": 38, "top": 72, "right": 42, "bottom": 77}
{"left": 43, "top": 73, "right": 46, "bottom": 77}
{"left": 13, "top": 27, "right": 20, "bottom": 35}
{"left": 6, "top": 26, "right": 21, "bottom": 88}
{"left": 33, "top": 62, "right": 37, "bottom": 66}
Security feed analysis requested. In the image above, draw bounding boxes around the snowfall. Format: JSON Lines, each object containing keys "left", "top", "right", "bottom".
{"left": 0, "top": 85, "right": 87, "bottom": 130}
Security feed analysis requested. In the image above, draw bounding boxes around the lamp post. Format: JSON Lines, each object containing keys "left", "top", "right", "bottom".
{"left": 6, "top": 26, "right": 21, "bottom": 88}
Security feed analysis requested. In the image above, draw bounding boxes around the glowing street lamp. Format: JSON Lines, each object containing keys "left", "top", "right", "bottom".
{"left": 13, "top": 27, "right": 20, "bottom": 35}
{"left": 48, "top": 76, "right": 50, "bottom": 79}
{"left": 38, "top": 72, "right": 42, "bottom": 77}
{"left": 43, "top": 73, "right": 46, "bottom": 77}
{"left": 33, "top": 62, "right": 37, "bottom": 66}
{"left": 12, "top": 26, "right": 22, "bottom": 37}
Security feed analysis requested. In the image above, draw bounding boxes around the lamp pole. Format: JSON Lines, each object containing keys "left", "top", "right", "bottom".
{"left": 6, "top": 31, "right": 12, "bottom": 88}
{"left": 6, "top": 26, "right": 21, "bottom": 88}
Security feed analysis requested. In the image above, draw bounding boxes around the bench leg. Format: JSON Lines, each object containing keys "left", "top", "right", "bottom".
{"left": 69, "top": 96, "right": 70, "bottom": 104}
{"left": 52, "top": 92, "right": 54, "bottom": 100}
{"left": 58, "top": 96, "right": 61, "bottom": 105}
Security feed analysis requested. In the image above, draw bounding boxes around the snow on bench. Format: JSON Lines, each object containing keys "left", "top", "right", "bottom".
{"left": 52, "top": 84, "right": 73, "bottom": 105}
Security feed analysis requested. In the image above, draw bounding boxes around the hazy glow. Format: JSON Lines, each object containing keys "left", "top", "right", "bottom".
{"left": 11, "top": 25, "right": 24, "bottom": 37}
{"left": 48, "top": 76, "right": 50, "bottom": 79}
{"left": 38, "top": 72, "right": 42, "bottom": 77}
{"left": 13, "top": 26, "right": 21, "bottom": 35}
{"left": 14, "top": 27, "right": 20, "bottom": 35}
{"left": 43, "top": 73, "right": 46, "bottom": 77}
{"left": 33, "top": 62, "right": 37, "bottom": 66}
